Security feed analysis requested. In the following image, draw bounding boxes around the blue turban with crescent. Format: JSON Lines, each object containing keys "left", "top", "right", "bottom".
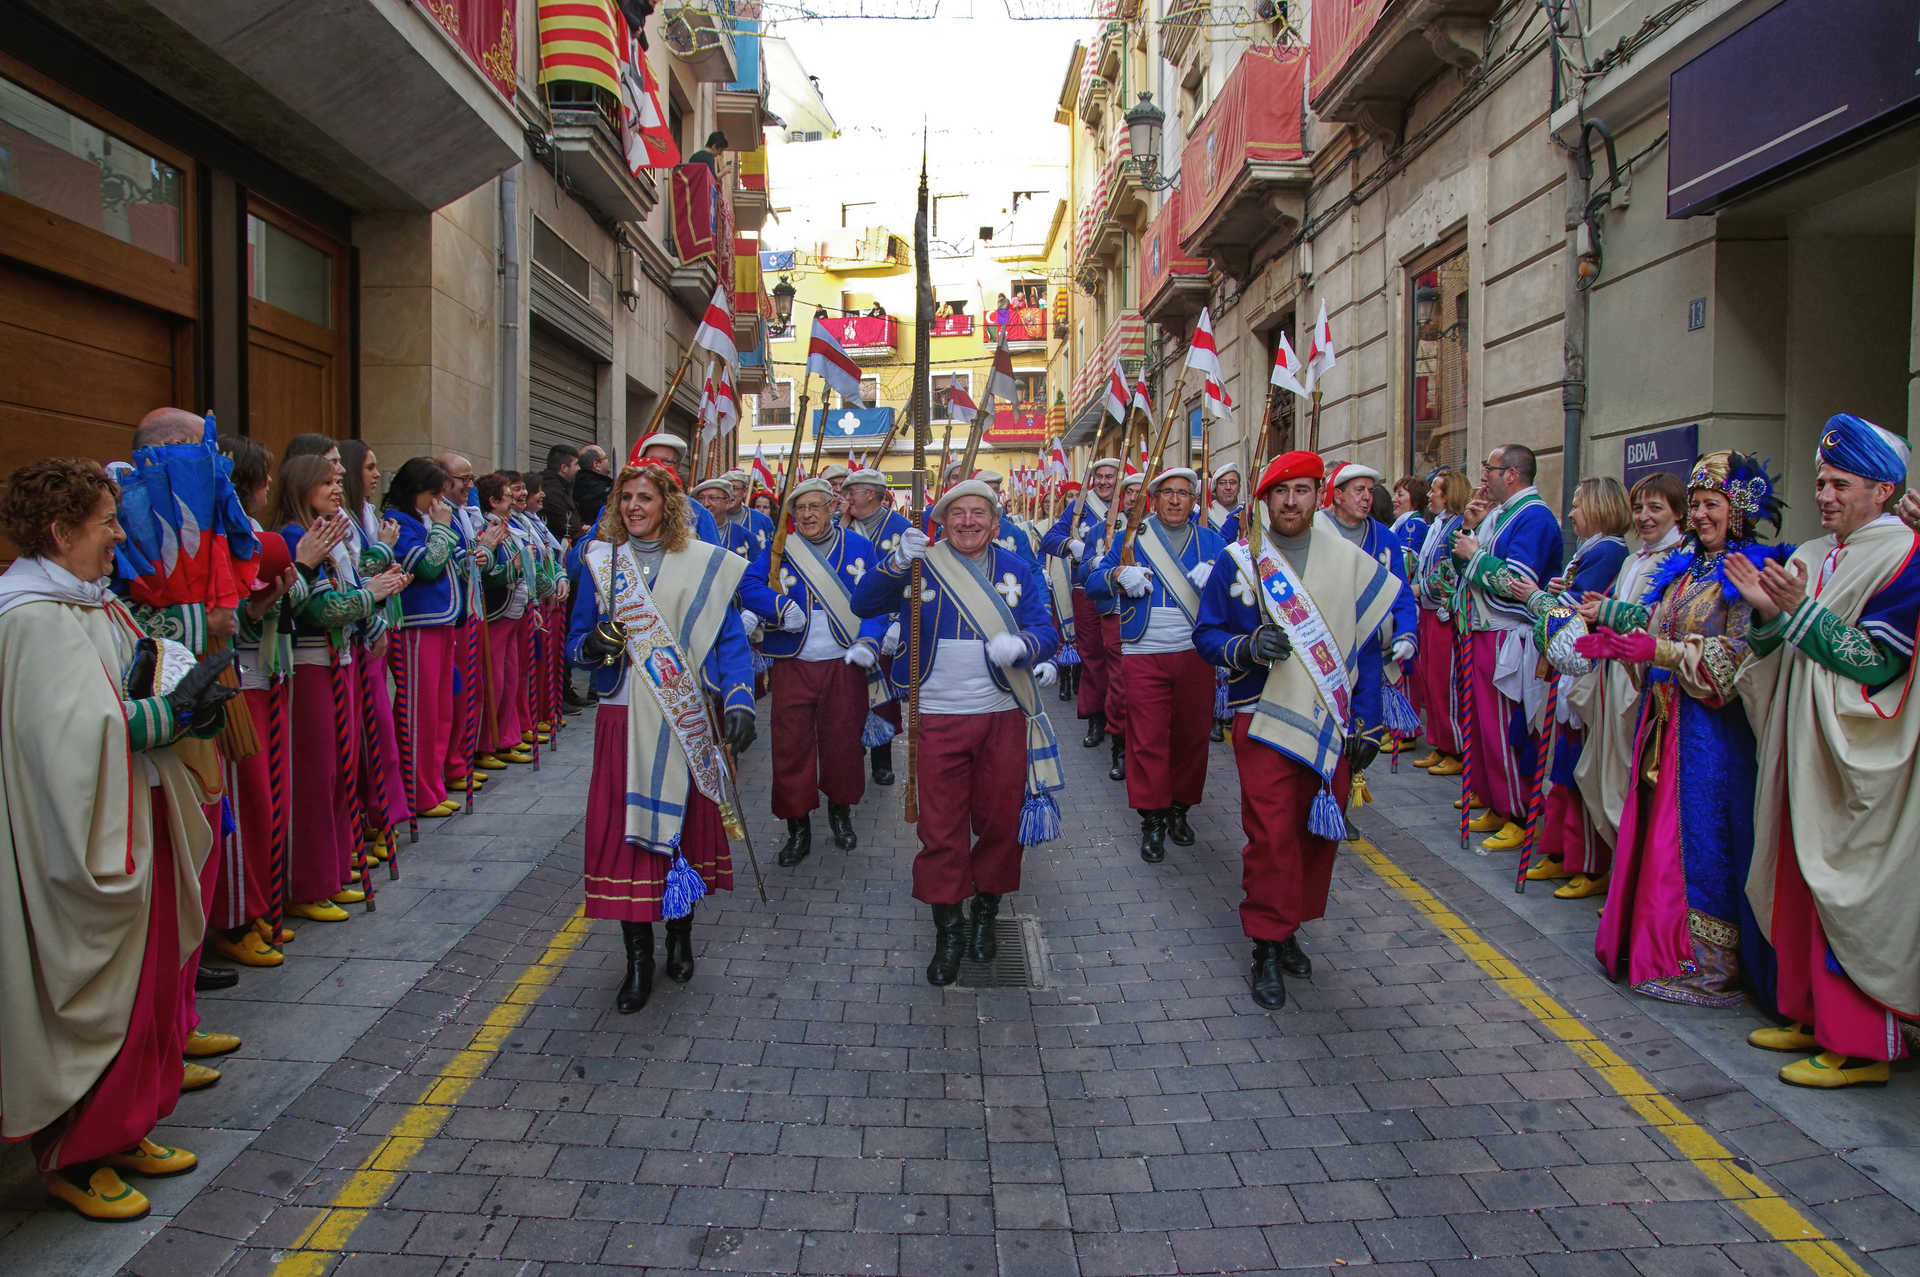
{"left": 1816, "top": 413, "right": 1910, "bottom": 486}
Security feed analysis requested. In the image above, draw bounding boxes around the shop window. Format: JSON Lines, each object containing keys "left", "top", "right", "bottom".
{"left": 1410, "top": 248, "right": 1470, "bottom": 474}
{"left": 246, "top": 213, "right": 331, "bottom": 327}
{"left": 1013, "top": 370, "right": 1046, "bottom": 407}
{"left": 0, "top": 74, "right": 184, "bottom": 262}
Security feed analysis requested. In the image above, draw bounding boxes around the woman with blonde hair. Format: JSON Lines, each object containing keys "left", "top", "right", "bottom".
{"left": 1410, "top": 468, "right": 1472, "bottom": 774}
{"left": 568, "top": 463, "right": 757, "bottom": 1013}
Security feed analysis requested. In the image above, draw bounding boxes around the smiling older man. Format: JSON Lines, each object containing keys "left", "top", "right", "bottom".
{"left": 853, "top": 480, "right": 1061, "bottom": 986}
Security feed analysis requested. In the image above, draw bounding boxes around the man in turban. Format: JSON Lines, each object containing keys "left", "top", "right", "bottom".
{"left": 1732, "top": 412, "right": 1920, "bottom": 1089}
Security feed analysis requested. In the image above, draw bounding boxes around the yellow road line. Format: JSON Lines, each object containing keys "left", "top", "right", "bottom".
{"left": 1348, "top": 837, "right": 1865, "bottom": 1277}
{"left": 269, "top": 907, "right": 591, "bottom": 1277}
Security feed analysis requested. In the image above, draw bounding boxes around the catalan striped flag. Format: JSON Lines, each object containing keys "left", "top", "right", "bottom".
{"left": 538, "top": 0, "right": 621, "bottom": 97}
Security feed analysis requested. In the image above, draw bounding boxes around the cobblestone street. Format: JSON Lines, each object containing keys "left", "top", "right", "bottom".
{"left": 5, "top": 716, "right": 1919, "bottom": 1276}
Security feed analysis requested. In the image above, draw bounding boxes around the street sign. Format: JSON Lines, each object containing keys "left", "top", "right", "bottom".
{"left": 1623, "top": 423, "right": 1697, "bottom": 490}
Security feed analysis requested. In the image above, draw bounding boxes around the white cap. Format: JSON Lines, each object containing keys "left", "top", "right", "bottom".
{"left": 1148, "top": 467, "right": 1200, "bottom": 495}
{"left": 819, "top": 463, "right": 850, "bottom": 481}
{"left": 722, "top": 468, "right": 750, "bottom": 484}
{"left": 844, "top": 468, "right": 889, "bottom": 490}
{"left": 1087, "top": 457, "right": 1122, "bottom": 473}
{"left": 1330, "top": 461, "right": 1382, "bottom": 488}
{"left": 689, "top": 477, "right": 732, "bottom": 498}
{"left": 636, "top": 432, "right": 688, "bottom": 455}
{"left": 976, "top": 468, "right": 1006, "bottom": 484}
{"left": 1211, "top": 461, "right": 1241, "bottom": 482}
{"left": 929, "top": 479, "right": 1002, "bottom": 524}
{"left": 787, "top": 477, "right": 834, "bottom": 503}
{"left": 1118, "top": 471, "right": 1144, "bottom": 489}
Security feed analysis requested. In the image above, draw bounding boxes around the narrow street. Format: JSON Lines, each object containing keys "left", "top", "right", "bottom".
{"left": 7, "top": 718, "right": 1915, "bottom": 1277}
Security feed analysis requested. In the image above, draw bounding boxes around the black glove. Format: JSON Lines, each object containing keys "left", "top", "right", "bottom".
{"left": 1346, "top": 732, "right": 1381, "bottom": 773}
{"left": 1251, "top": 625, "right": 1291, "bottom": 664}
{"left": 581, "top": 620, "right": 627, "bottom": 664}
{"left": 166, "top": 649, "right": 240, "bottom": 732}
{"left": 722, "top": 709, "right": 756, "bottom": 755}
{"left": 126, "top": 638, "right": 159, "bottom": 699}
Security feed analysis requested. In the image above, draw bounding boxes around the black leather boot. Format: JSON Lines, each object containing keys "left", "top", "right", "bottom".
{"left": 1167, "top": 803, "right": 1195, "bottom": 847}
{"left": 1210, "top": 720, "right": 1226, "bottom": 742}
{"left": 616, "top": 921, "right": 655, "bottom": 1013}
{"left": 1058, "top": 665, "right": 1075, "bottom": 702}
{"left": 663, "top": 915, "right": 695, "bottom": 983}
{"left": 1081, "top": 710, "right": 1107, "bottom": 749}
{"left": 778, "top": 816, "right": 811, "bottom": 867}
{"left": 1108, "top": 736, "right": 1126, "bottom": 782}
{"left": 1248, "top": 942, "right": 1288, "bottom": 1010}
{"left": 1275, "top": 934, "right": 1312, "bottom": 977}
{"left": 829, "top": 803, "right": 858, "bottom": 850}
{"left": 1139, "top": 809, "right": 1166, "bottom": 864}
{"left": 967, "top": 892, "right": 1001, "bottom": 963}
{"left": 195, "top": 965, "right": 239, "bottom": 991}
{"left": 869, "top": 743, "right": 895, "bottom": 786}
{"left": 927, "top": 903, "right": 968, "bottom": 986}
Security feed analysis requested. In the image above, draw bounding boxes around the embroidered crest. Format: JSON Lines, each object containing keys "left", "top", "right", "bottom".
{"left": 846, "top": 556, "right": 867, "bottom": 584}
{"left": 995, "top": 573, "right": 1023, "bottom": 608}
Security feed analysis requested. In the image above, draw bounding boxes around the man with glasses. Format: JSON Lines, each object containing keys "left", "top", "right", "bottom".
{"left": 1317, "top": 461, "right": 1420, "bottom": 692}
{"left": 739, "top": 479, "right": 889, "bottom": 867}
{"left": 1088, "top": 469, "right": 1225, "bottom": 862}
{"left": 1449, "top": 444, "right": 1565, "bottom": 851}
{"left": 841, "top": 469, "right": 912, "bottom": 785}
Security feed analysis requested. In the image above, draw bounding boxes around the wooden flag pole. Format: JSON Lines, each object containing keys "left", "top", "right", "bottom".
{"left": 1120, "top": 367, "right": 1189, "bottom": 566}
{"left": 642, "top": 341, "right": 702, "bottom": 443}
{"left": 1307, "top": 387, "right": 1322, "bottom": 453}
{"left": 766, "top": 370, "right": 814, "bottom": 587}
{"left": 905, "top": 132, "right": 933, "bottom": 824}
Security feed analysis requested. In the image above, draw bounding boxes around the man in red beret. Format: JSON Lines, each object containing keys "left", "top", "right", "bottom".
{"left": 1194, "top": 451, "right": 1402, "bottom": 1009}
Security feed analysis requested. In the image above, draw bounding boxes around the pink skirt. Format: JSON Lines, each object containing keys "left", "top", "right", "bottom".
{"left": 1415, "top": 609, "right": 1461, "bottom": 755}
{"left": 582, "top": 703, "right": 733, "bottom": 922}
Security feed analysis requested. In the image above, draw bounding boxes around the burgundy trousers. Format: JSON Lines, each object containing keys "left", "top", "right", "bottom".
{"left": 770, "top": 656, "right": 868, "bottom": 818}
{"left": 1122, "top": 648, "right": 1214, "bottom": 811}
{"left": 912, "top": 708, "right": 1027, "bottom": 904}
{"left": 1232, "top": 715, "right": 1352, "bottom": 943}
{"left": 1071, "top": 588, "right": 1110, "bottom": 720}
{"left": 1100, "top": 614, "right": 1127, "bottom": 740}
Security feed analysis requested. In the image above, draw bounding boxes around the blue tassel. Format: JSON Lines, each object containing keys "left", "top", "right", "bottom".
{"left": 1056, "top": 643, "right": 1080, "bottom": 667}
{"left": 661, "top": 853, "right": 707, "bottom": 920}
{"left": 220, "top": 795, "right": 237, "bottom": 839}
{"left": 751, "top": 648, "right": 773, "bottom": 675}
{"left": 861, "top": 710, "right": 896, "bottom": 747}
{"left": 1018, "top": 791, "right": 1061, "bottom": 846}
{"left": 1212, "top": 671, "right": 1229, "bottom": 720}
{"left": 1383, "top": 684, "right": 1421, "bottom": 735}
{"left": 1308, "top": 786, "right": 1346, "bottom": 841}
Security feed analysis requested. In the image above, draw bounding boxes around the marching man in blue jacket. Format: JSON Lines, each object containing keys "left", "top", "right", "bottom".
{"left": 840, "top": 468, "right": 914, "bottom": 786}
{"left": 1194, "top": 451, "right": 1401, "bottom": 1011}
{"left": 1087, "top": 468, "right": 1225, "bottom": 863}
{"left": 853, "top": 480, "right": 1062, "bottom": 988}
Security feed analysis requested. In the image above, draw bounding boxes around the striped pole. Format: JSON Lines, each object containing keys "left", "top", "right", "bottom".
{"left": 354, "top": 658, "right": 383, "bottom": 912}
{"left": 526, "top": 617, "right": 542, "bottom": 772}
{"left": 1456, "top": 630, "right": 1475, "bottom": 849}
{"left": 1515, "top": 675, "right": 1559, "bottom": 894}
{"left": 461, "top": 619, "right": 479, "bottom": 815}
{"left": 267, "top": 683, "right": 290, "bottom": 939}
{"left": 389, "top": 635, "right": 419, "bottom": 850}
{"left": 330, "top": 658, "right": 368, "bottom": 911}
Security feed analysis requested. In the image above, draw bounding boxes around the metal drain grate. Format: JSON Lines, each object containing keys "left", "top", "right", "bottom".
{"left": 955, "top": 915, "right": 1046, "bottom": 989}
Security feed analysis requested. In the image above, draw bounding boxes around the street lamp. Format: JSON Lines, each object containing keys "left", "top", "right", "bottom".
{"left": 1413, "top": 281, "right": 1466, "bottom": 342}
{"left": 1124, "top": 92, "right": 1176, "bottom": 192}
{"left": 771, "top": 275, "right": 797, "bottom": 329}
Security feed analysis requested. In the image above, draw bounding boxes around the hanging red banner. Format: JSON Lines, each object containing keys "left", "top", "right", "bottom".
{"left": 415, "top": 0, "right": 518, "bottom": 101}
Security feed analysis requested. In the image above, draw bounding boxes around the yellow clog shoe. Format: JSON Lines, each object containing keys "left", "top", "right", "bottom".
{"left": 475, "top": 754, "right": 508, "bottom": 771}
{"left": 212, "top": 930, "right": 283, "bottom": 968}
{"left": 288, "top": 899, "right": 350, "bottom": 924}
{"left": 181, "top": 1061, "right": 221, "bottom": 1092}
{"left": 1453, "top": 791, "right": 1484, "bottom": 811}
{"left": 1481, "top": 821, "right": 1527, "bottom": 852}
{"left": 1429, "top": 756, "right": 1465, "bottom": 777}
{"left": 1468, "top": 809, "right": 1506, "bottom": 833}
{"left": 106, "top": 1137, "right": 197, "bottom": 1178}
{"left": 184, "top": 1029, "right": 241, "bottom": 1059}
{"left": 1523, "top": 857, "right": 1571, "bottom": 882}
{"left": 1554, "top": 874, "right": 1608, "bottom": 900}
{"left": 331, "top": 887, "right": 367, "bottom": 905}
{"left": 1412, "top": 750, "right": 1442, "bottom": 769}
{"left": 46, "top": 1166, "right": 149, "bottom": 1221}
{"left": 1748, "top": 1022, "right": 1819, "bottom": 1053}
{"left": 1779, "top": 1051, "right": 1890, "bottom": 1089}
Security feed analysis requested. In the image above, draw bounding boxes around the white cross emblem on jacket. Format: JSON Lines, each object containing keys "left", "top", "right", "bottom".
{"left": 995, "top": 573, "right": 1023, "bottom": 608}
{"left": 847, "top": 557, "right": 867, "bottom": 584}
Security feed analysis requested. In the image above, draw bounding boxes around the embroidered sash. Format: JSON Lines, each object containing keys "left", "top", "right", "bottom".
{"left": 786, "top": 531, "right": 888, "bottom": 708}
{"left": 1044, "top": 551, "right": 1077, "bottom": 646}
{"left": 1135, "top": 518, "right": 1202, "bottom": 625}
{"left": 923, "top": 543, "right": 1065, "bottom": 805}
{"left": 1234, "top": 538, "right": 1353, "bottom": 739}
{"left": 588, "top": 539, "right": 743, "bottom": 855}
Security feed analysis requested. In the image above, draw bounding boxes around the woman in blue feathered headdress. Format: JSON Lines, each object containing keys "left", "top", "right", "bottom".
{"left": 1573, "top": 449, "right": 1790, "bottom": 1013}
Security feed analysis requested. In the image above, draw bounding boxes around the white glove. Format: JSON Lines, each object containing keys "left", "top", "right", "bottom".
{"left": 891, "top": 528, "right": 930, "bottom": 569}
{"left": 844, "top": 643, "right": 878, "bottom": 669}
{"left": 781, "top": 604, "right": 808, "bottom": 633}
{"left": 881, "top": 621, "right": 902, "bottom": 656}
{"left": 1187, "top": 562, "right": 1213, "bottom": 589}
{"left": 1033, "top": 661, "right": 1058, "bottom": 688}
{"left": 1067, "top": 537, "right": 1087, "bottom": 561}
{"left": 738, "top": 608, "right": 763, "bottom": 639}
{"left": 1390, "top": 634, "right": 1417, "bottom": 664}
{"left": 986, "top": 633, "right": 1027, "bottom": 668}
{"left": 1116, "top": 564, "right": 1153, "bottom": 598}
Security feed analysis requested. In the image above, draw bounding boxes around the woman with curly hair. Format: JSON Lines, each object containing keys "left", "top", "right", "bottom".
{"left": 0, "top": 458, "right": 236, "bottom": 1220}
{"left": 567, "top": 463, "right": 757, "bottom": 1014}
{"left": 1576, "top": 451, "right": 1791, "bottom": 1009}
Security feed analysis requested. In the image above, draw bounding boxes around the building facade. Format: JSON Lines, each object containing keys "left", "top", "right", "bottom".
{"left": 1, "top": 0, "right": 800, "bottom": 505}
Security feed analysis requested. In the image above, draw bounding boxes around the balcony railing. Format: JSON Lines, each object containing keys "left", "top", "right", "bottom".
{"left": 985, "top": 306, "right": 1047, "bottom": 346}
{"left": 1139, "top": 187, "right": 1210, "bottom": 325}
{"left": 985, "top": 401, "right": 1049, "bottom": 445}
{"left": 1311, "top": 0, "right": 1503, "bottom": 149}
{"left": 829, "top": 314, "right": 897, "bottom": 359}
{"left": 1177, "top": 48, "right": 1310, "bottom": 280}
{"left": 932, "top": 314, "right": 975, "bottom": 337}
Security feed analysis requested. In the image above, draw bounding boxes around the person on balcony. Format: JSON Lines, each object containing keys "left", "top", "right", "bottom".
{"left": 686, "top": 130, "right": 728, "bottom": 174}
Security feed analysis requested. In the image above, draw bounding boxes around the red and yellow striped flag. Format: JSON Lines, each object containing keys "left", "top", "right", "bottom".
{"left": 538, "top": 0, "right": 620, "bottom": 96}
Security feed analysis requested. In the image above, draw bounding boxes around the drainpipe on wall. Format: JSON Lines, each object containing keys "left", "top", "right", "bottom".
{"left": 1561, "top": 149, "right": 1587, "bottom": 545}
{"left": 498, "top": 167, "right": 522, "bottom": 471}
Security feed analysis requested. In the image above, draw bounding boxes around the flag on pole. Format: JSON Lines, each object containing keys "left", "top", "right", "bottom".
{"left": 1202, "top": 377, "right": 1235, "bottom": 423}
{"left": 945, "top": 382, "right": 979, "bottom": 424}
{"left": 751, "top": 445, "right": 777, "bottom": 490}
{"left": 1129, "top": 372, "right": 1153, "bottom": 422}
{"left": 1103, "top": 359, "right": 1130, "bottom": 424}
{"left": 980, "top": 336, "right": 1018, "bottom": 416}
{"left": 696, "top": 361, "right": 720, "bottom": 445}
{"left": 1304, "top": 300, "right": 1337, "bottom": 391}
{"left": 1046, "top": 437, "right": 1068, "bottom": 479}
{"left": 1270, "top": 328, "right": 1310, "bottom": 398}
{"left": 693, "top": 284, "right": 738, "bottom": 368}
{"left": 713, "top": 358, "right": 739, "bottom": 433}
{"left": 613, "top": 9, "right": 679, "bottom": 172}
{"left": 806, "top": 315, "right": 866, "bottom": 406}
{"left": 538, "top": 0, "right": 620, "bottom": 96}
{"left": 1186, "top": 307, "right": 1225, "bottom": 383}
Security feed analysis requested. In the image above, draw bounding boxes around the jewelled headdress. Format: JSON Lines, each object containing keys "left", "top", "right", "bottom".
{"left": 1686, "top": 449, "right": 1783, "bottom": 538}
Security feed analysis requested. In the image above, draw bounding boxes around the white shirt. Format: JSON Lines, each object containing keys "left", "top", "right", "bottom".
{"left": 1125, "top": 605, "right": 1194, "bottom": 656}
{"left": 919, "top": 638, "right": 1016, "bottom": 715}
{"left": 797, "top": 606, "right": 845, "bottom": 661}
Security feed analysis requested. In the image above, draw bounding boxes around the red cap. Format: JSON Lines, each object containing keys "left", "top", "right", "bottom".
{"left": 248, "top": 530, "right": 292, "bottom": 596}
{"left": 1059, "top": 480, "right": 1083, "bottom": 494}
{"left": 1255, "top": 451, "right": 1325, "bottom": 497}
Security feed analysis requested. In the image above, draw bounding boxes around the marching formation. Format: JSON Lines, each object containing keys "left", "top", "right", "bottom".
{"left": 6, "top": 371, "right": 1920, "bottom": 1224}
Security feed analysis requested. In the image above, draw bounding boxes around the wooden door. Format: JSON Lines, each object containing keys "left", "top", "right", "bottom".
{"left": 245, "top": 200, "right": 350, "bottom": 460}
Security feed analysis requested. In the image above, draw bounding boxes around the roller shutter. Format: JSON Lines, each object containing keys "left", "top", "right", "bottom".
{"left": 527, "top": 323, "right": 598, "bottom": 469}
